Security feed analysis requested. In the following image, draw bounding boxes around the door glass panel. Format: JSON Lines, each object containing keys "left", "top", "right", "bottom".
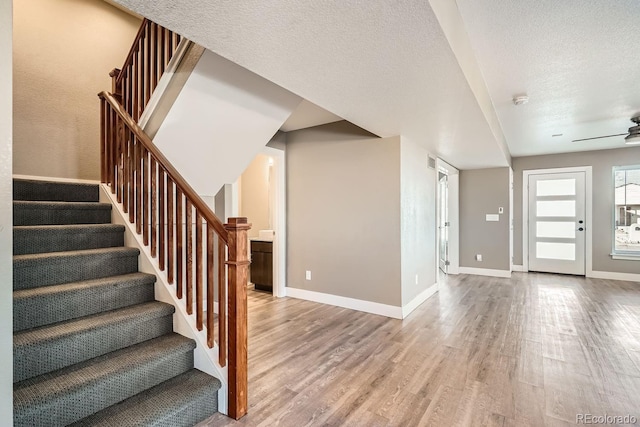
{"left": 536, "top": 242, "right": 576, "bottom": 260}
{"left": 537, "top": 179, "right": 576, "bottom": 196}
{"left": 536, "top": 222, "right": 576, "bottom": 238}
{"left": 537, "top": 200, "right": 576, "bottom": 217}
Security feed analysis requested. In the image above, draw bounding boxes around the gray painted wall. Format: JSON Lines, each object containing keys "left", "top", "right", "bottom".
{"left": 459, "top": 168, "right": 511, "bottom": 271}
{"left": 400, "top": 138, "right": 437, "bottom": 305}
{"left": 286, "top": 122, "right": 402, "bottom": 306}
{"left": 0, "top": 0, "right": 13, "bottom": 419}
{"left": 513, "top": 147, "right": 640, "bottom": 274}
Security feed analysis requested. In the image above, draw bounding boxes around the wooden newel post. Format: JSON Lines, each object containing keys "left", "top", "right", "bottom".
{"left": 109, "top": 68, "right": 122, "bottom": 102}
{"left": 224, "top": 217, "right": 251, "bottom": 420}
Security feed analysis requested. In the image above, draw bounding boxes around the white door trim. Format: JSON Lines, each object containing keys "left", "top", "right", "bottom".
{"left": 262, "top": 146, "right": 286, "bottom": 298}
{"left": 436, "top": 158, "right": 459, "bottom": 276}
{"left": 522, "top": 166, "right": 593, "bottom": 276}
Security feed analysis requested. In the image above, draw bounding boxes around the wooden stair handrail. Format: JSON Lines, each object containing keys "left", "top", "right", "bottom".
{"left": 99, "top": 91, "right": 229, "bottom": 243}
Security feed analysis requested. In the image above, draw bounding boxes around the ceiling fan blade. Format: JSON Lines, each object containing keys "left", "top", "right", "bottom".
{"left": 571, "top": 133, "right": 627, "bottom": 143}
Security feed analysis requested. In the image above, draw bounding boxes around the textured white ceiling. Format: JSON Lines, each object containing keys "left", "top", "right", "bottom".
{"left": 456, "top": 0, "right": 640, "bottom": 157}
{"left": 111, "top": 0, "right": 511, "bottom": 169}
{"left": 280, "top": 100, "right": 342, "bottom": 133}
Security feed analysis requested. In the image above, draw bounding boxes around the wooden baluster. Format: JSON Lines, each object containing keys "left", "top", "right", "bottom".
{"left": 151, "top": 23, "right": 158, "bottom": 92}
{"left": 167, "top": 178, "right": 175, "bottom": 284}
{"left": 101, "top": 100, "right": 106, "bottom": 183}
{"left": 122, "top": 125, "right": 129, "bottom": 214}
{"left": 145, "top": 21, "right": 152, "bottom": 105}
{"left": 225, "top": 218, "right": 251, "bottom": 420}
{"left": 218, "top": 238, "right": 226, "bottom": 364}
{"left": 167, "top": 29, "right": 174, "bottom": 60}
{"left": 128, "top": 131, "right": 135, "bottom": 223}
{"left": 142, "top": 147, "right": 149, "bottom": 245}
{"left": 133, "top": 47, "right": 139, "bottom": 120}
{"left": 151, "top": 157, "right": 157, "bottom": 257}
{"left": 116, "top": 112, "right": 123, "bottom": 202}
{"left": 207, "top": 225, "right": 214, "bottom": 348}
{"left": 176, "top": 188, "right": 183, "bottom": 299}
{"left": 186, "top": 200, "right": 193, "bottom": 315}
{"left": 108, "top": 106, "right": 114, "bottom": 189}
{"left": 135, "top": 137, "right": 142, "bottom": 234}
{"left": 127, "top": 66, "right": 133, "bottom": 117}
{"left": 159, "top": 168, "right": 166, "bottom": 271}
{"left": 160, "top": 25, "right": 166, "bottom": 75}
{"left": 196, "top": 211, "right": 203, "bottom": 330}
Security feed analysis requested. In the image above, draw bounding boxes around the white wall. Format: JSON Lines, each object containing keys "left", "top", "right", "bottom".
{"left": 400, "top": 138, "right": 438, "bottom": 305}
{"left": 0, "top": 0, "right": 13, "bottom": 420}
{"left": 152, "top": 50, "right": 301, "bottom": 199}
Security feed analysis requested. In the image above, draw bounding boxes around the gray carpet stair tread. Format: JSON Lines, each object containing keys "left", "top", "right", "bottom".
{"left": 13, "top": 179, "right": 99, "bottom": 202}
{"left": 13, "top": 272, "right": 157, "bottom": 331}
{"left": 69, "top": 369, "right": 221, "bottom": 427}
{"left": 14, "top": 201, "right": 112, "bottom": 226}
{"left": 14, "top": 334, "right": 196, "bottom": 427}
{"left": 14, "top": 223, "right": 125, "bottom": 255}
{"left": 13, "top": 247, "right": 140, "bottom": 290}
{"left": 14, "top": 301, "right": 175, "bottom": 382}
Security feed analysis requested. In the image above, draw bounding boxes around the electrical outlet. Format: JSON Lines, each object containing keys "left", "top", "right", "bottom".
{"left": 305, "top": 270, "right": 312, "bottom": 281}
{"left": 476, "top": 254, "right": 482, "bottom": 262}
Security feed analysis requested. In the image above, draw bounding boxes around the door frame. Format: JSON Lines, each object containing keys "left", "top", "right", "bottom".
{"left": 262, "top": 146, "right": 286, "bottom": 298}
{"left": 522, "top": 166, "right": 593, "bottom": 275}
{"left": 436, "top": 159, "right": 459, "bottom": 276}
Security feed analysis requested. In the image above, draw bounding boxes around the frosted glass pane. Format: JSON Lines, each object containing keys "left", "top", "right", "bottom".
{"left": 537, "top": 179, "right": 576, "bottom": 196}
{"left": 536, "top": 222, "right": 576, "bottom": 238}
{"left": 536, "top": 242, "right": 575, "bottom": 260}
{"left": 537, "top": 201, "right": 575, "bottom": 217}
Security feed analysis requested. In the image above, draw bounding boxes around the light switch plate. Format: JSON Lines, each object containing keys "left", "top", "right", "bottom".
{"left": 498, "top": 207, "right": 504, "bottom": 214}
{"left": 486, "top": 214, "right": 499, "bottom": 222}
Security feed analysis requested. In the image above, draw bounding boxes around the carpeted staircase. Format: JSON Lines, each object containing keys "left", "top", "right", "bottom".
{"left": 13, "top": 179, "right": 221, "bottom": 426}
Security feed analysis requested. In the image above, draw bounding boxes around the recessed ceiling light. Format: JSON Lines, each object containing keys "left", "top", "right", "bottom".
{"left": 513, "top": 95, "right": 529, "bottom": 106}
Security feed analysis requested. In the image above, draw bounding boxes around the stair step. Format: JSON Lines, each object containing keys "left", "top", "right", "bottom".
{"left": 14, "top": 301, "right": 174, "bottom": 382}
{"left": 13, "top": 179, "right": 100, "bottom": 202}
{"left": 14, "top": 200, "right": 112, "bottom": 226}
{"left": 14, "top": 224, "right": 125, "bottom": 255}
{"left": 69, "top": 369, "right": 221, "bottom": 427}
{"left": 14, "top": 247, "right": 140, "bottom": 290}
{"left": 14, "top": 272, "right": 156, "bottom": 332}
{"left": 14, "top": 334, "right": 196, "bottom": 427}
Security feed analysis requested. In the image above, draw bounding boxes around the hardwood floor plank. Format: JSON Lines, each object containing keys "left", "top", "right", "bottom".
{"left": 199, "top": 273, "right": 640, "bottom": 426}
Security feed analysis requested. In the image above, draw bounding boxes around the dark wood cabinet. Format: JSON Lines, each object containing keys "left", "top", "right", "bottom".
{"left": 250, "top": 240, "right": 273, "bottom": 292}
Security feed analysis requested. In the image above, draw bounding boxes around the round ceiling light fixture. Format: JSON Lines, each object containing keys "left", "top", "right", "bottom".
{"left": 513, "top": 95, "right": 529, "bottom": 106}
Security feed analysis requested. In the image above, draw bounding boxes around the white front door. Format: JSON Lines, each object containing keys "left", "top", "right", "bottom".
{"left": 528, "top": 172, "right": 586, "bottom": 275}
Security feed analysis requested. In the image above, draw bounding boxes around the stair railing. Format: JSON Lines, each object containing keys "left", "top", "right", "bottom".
{"left": 99, "top": 20, "right": 249, "bottom": 420}
{"left": 110, "top": 19, "right": 183, "bottom": 121}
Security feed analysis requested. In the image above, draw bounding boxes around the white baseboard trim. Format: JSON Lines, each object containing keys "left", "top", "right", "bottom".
{"left": 285, "top": 287, "right": 403, "bottom": 319}
{"left": 459, "top": 267, "right": 512, "bottom": 278}
{"left": 588, "top": 270, "right": 640, "bottom": 282}
{"left": 13, "top": 174, "right": 100, "bottom": 184}
{"left": 401, "top": 283, "right": 438, "bottom": 319}
{"left": 512, "top": 264, "right": 525, "bottom": 272}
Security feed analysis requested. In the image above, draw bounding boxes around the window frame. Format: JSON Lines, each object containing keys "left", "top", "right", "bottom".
{"left": 612, "top": 165, "right": 640, "bottom": 259}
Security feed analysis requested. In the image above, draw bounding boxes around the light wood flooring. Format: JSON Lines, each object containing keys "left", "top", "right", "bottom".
{"left": 200, "top": 273, "right": 640, "bottom": 426}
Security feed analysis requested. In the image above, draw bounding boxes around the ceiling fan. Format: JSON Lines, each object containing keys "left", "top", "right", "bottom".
{"left": 572, "top": 116, "right": 640, "bottom": 145}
